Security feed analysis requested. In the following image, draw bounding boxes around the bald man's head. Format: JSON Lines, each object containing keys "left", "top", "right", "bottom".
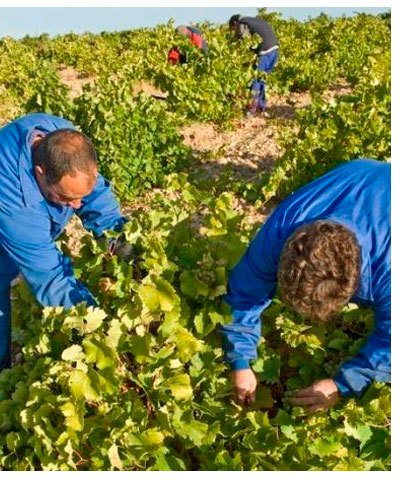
{"left": 33, "top": 129, "right": 98, "bottom": 185}
{"left": 176, "top": 25, "right": 190, "bottom": 37}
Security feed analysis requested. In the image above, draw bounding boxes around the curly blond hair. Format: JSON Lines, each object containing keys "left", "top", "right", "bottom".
{"left": 278, "top": 221, "right": 361, "bottom": 321}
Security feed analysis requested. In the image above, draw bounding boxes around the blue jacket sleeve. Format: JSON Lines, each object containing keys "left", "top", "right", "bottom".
{"left": 334, "top": 290, "right": 391, "bottom": 397}
{"left": 76, "top": 174, "right": 126, "bottom": 237}
{"left": 221, "top": 222, "right": 280, "bottom": 370}
{"left": 0, "top": 207, "right": 96, "bottom": 309}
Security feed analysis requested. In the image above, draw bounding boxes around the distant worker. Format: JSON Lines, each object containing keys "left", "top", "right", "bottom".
{"left": 229, "top": 14, "right": 279, "bottom": 116}
{"left": 168, "top": 25, "right": 208, "bottom": 65}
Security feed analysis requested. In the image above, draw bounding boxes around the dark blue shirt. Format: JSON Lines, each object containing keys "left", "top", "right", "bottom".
{"left": 222, "top": 160, "right": 391, "bottom": 397}
{"left": 237, "top": 16, "right": 278, "bottom": 53}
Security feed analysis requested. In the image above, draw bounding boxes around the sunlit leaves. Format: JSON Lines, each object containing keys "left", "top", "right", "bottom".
{"left": 0, "top": 11, "right": 391, "bottom": 472}
{"left": 68, "top": 370, "right": 99, "bottom": 402}
{"left": 163, "top": 374, "right": 193, "bottom": 401}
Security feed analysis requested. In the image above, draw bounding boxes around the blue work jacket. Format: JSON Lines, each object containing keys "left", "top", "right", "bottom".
{"left": 0, "top": 113, "right": 125, "bottom": 308}
{"left": 222, "top": 159, "right": 391, "bottom": 397}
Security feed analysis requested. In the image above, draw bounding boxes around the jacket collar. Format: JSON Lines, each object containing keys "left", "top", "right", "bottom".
{"left": 18, "top": 125, "right": 49, "bottom": 207}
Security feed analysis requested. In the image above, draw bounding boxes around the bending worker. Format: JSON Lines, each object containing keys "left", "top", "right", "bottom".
{"left": 168, "top": 25, "right": 208, "bottom": 64}
{"left": 0, "top": 113, "right": 132, "bottom": 370}
{"left": 229, "top": 14, "right": 279, "bottom": 115}
{"left": 222, "top": 159, "right": 391, "bottom": 412}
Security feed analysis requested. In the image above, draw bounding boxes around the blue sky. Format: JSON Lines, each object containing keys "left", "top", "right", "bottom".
{"left": 0, "top": 7, "right": 391, "bottom": 39}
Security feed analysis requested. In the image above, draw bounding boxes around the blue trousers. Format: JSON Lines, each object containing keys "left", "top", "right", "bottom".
{"left": 0, "top": 247, "right": 18, "bottom": 369}
{"left": 251, "top": 49, "right": 279, "bottom": 111}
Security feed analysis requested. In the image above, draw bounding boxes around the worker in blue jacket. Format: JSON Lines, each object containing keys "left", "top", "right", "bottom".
{"left": 0, "top": 113, "right": 132, "bottom": 370}
{"left": 222, "top": 160, "right": 391, "bottom": 412}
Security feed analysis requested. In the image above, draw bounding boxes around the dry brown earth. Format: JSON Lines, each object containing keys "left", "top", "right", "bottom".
{"left": 57, "top": 71, "right": 352, "bottom": 255}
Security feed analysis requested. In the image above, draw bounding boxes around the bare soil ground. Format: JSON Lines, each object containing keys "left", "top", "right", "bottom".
{"left": 58, "top": 67, "right": 96, "bottom": 99}
{"left": 58, "top": 68, "right": 168, "bottom": 101}
{"left": 58, "top": 71, "right": 351, "bottom": 195}
{"left": 58, "top": 71, "right": 352, "bottom": 254}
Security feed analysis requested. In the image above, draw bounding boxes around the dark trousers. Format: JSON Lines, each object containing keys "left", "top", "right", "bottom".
{"left": 0, "top": 247, "right": 18, "bottom": 369}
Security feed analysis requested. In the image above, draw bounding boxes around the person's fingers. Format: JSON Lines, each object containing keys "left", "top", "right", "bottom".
{"left": 292, "top": 386, "right": 315, "bottom": 397}
{"left": 235, "top": 387, "right": 248, "bottom": 404}
{"left": 250, "top": 388, "right": 256, "bottom": 403}
{"left": 235, "top": 392, "right": 244, "bottom": 404}
{"left": 289, "top": 395, "right": 317, "bottom": 406}
{"left": 306, "top": 404, "right": 324, "bottom": 414}
{"left": 244, "top": 394, "right": 252, "bottom": 406}
{"left": 244, "top": 390, "right": 256, "bottom": 406}
{"left": 311, "top": 405, "right": 325, "bottom": 413}
{"left": 235, "top": 386, "right": 256, "bottom": 405}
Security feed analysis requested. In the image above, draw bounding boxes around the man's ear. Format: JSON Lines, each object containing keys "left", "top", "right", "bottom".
{"left": 34, "top": 164, "right": 45, "bottom": 178}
